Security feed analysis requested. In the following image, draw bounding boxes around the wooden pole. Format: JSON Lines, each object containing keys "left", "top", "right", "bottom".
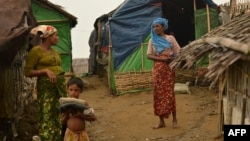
{"left": 107, "top": 20, "right": 112, "bottom": 94}
{"left": 217, "top": 70, "right": 227, "bottom": 137}
{"left": 206, "top": 3, "right": 211, "bottom": 66}
{"left": 206, "top": 4, "right": 211, "bottom": 32}
{"left": 241, "top": 91, "right": 247, "bottom": 124}
{"left": 193, "top": 0, "right": 196, "bottom": 11}
{"left": 37, "top": 19, "right": 69, "bottom": 23}
{"left": 141, "top": 43, "right": 144, "bottom": 70}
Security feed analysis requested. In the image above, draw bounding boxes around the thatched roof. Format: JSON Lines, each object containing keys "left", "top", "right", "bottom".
{"left": 170, "top": 13, "right": 250, "bottom": 86}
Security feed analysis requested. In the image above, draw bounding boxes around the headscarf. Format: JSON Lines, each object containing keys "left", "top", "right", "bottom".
{"left": 30, "top": 25, "right": 57, "bottom": 38}
{"left": 151, "top": 17, "right": 171, "bottom": 54}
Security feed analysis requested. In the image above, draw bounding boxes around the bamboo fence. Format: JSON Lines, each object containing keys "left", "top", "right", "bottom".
{"left": 229, "top": 0, "right": 250, "bottom": 17}
{"left": 114, "top": 43, "right": 196, "bottom": 94}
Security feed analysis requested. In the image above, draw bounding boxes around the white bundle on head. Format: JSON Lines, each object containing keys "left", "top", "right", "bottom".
{"left": 30, "top": 25, "right": 57, "bottom": 38}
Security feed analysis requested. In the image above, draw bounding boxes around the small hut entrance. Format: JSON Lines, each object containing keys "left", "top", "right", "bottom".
{"left": 162, "top": 0, "right": 220, "bottom": 47}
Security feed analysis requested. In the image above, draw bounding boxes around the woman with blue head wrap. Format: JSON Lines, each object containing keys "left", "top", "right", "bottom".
{"left": 147, "top": 17, "right": 181, "bottom": 129}
{"left": 151, "top": 17, "right": 171, "bottom": 54}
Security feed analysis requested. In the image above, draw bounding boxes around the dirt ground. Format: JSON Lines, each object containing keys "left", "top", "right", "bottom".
{"left": 15, "top": 75, "right": 224, "bottom": 141}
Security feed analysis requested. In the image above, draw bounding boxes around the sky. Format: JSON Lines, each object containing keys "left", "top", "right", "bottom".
{"left": 50, "top": 0, "right": 230, "bottom": 59}
{"left": 50, "top": 0, "right": 125, "bottom": 58}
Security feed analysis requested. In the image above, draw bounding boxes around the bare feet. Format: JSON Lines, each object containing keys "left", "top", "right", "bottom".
{"left": 153, "top": 123, "right": 165, "bottom": 129}
{"left": 173, "top": 122, "right": 179, "bottom": 129}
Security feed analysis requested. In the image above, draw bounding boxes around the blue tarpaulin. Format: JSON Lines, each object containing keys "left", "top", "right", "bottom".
{"left": 109, "top": 0, "right": 162, "bottom": 69}
{"left": 108, "top": 0, "right": 219, "bottom": 69}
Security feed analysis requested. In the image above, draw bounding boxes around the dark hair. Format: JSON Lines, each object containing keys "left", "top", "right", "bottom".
{"left": 67, "top": 77, "right": 84, "bottom": 90}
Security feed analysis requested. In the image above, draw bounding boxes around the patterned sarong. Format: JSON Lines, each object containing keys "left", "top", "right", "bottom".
{"left": 37, "top": 75, "right": 67, "bottom": 141}
{"left": 152, "top": 54, "right": 176, "bottom": 118}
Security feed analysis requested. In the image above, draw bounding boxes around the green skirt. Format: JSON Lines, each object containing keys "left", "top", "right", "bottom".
{"left": 37, "top": 75, "right": 67, "bottom": 141}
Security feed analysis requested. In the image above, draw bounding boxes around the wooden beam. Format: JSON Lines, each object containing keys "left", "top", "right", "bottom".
{"left": 206, "top": 4, "right": 211, "bottom": 32}
{"left": 218, "top": 69, "right": 227, "bottom": 136}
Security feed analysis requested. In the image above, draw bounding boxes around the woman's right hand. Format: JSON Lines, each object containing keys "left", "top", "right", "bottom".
{"left": 45, "top": 69, "right": 57, "bottom": 83}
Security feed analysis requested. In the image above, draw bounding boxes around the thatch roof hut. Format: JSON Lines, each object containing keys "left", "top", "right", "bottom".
{"left": 0, "top": 0, "right": 77, "bottom": 140}
{"left": 170, "top": 12, "right": 250, "bottom": 136}
{"left": 0, "top": 0, "right": 36, "bottom": 140}
{"left": 170, "top": 12, "right": 250, "bottom": 86}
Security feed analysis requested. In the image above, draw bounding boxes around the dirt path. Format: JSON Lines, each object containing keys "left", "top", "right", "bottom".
{"left": 15, "top": 75, "right": 224, "bottom": 141}
{"left": 81, "top": 76, "right": 223, "bottom": 141}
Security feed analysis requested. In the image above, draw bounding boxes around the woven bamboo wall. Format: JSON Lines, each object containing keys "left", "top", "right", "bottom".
{"left": 114, "top": 69, "right": 196, "bottom": 94}
{"left": 114, "top": 71, "right": 153, "bottom": 93}
{"left": 223, "top": 60, "right": 250, "bottom": 125}
{"left": 10, "top": 47, "right": 35, "bottom": 137}
{"left": 13, "top": 51, "right": 34, "bottom": 119}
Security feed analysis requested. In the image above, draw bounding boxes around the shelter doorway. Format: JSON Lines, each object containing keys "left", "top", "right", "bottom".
{"left": 162, "top": 0, "right": 218, "bottom": 47}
